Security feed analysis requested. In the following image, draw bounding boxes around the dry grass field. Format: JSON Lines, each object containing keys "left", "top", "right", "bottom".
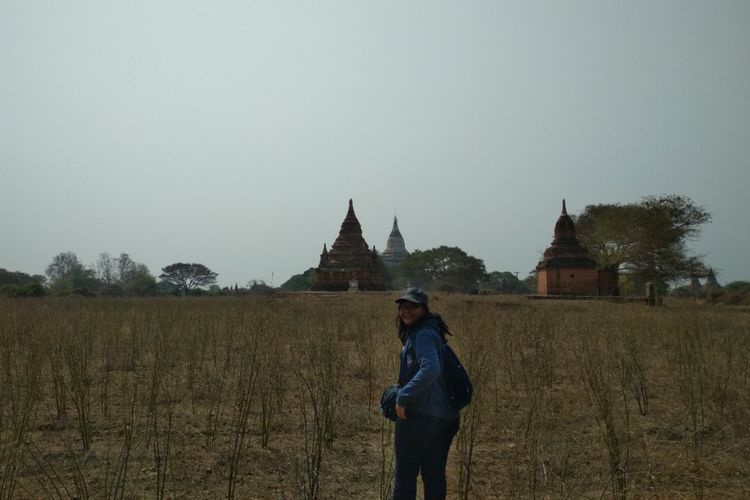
{"left": 1, "top": 294, "right": 749, "bottom": 499}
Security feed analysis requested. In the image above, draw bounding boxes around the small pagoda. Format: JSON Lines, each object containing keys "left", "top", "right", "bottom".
{"left": 380, "top": 216, "right": 409, "bottom": 268}
{"left": 536, "top": 199, "right": 602, "bottom": 296}
{"left": 312, "top": 199, "right": 384, "bottom": 291}
{"left": 704, "top": 268, "right": 721, "bottom": 289}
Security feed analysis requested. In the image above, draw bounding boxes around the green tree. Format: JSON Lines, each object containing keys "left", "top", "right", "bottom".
{"left": 45, "top": 251, "right": 97, "bottom": 295}
{"left": 159, "top": 263, "right": 218, "bottom": 296}
{"left": 280, "top": 268, "right": 317, "bottom": 291}
{"left": 523, "top": 269, "right": 538, "bottom": 294}
{"left": 482, "top": 271, "right": 530, "bottom": 294}
{"left": 575, "top": 195, "right": 711, "bottom": 293}
{"left": 725, "top": 281, "right": 750, "bottom": 292}
{"left": 94, "top": 253, "right": 156, "bottom": 296}
{"left": 247, "top": 280, "right": 275, "bottom": 295}
{"left": 123, "top": 265, "right": 157, "bottom": 296}
{"left": 94, "top": 252, "right": 117, "bottom": 288}
{"left": 0, "top": 268, "right": 46, "bottom": 297}
{"left": 398, "top": 246, "right": 487, "bottom": 292}
{"left": 374, "top": 250, "right": 394, "bottom": 290}
{"left": 0, "top": 268, "right": 45, "bottom": 287}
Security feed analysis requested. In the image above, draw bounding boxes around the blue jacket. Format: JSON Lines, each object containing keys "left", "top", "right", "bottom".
{"left": 396, "top": 315, "right": 459, "bottom": 420}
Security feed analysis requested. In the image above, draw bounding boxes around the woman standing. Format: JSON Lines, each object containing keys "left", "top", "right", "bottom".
{"left": 392, "top": 287, "right": 459, "bottom": 500}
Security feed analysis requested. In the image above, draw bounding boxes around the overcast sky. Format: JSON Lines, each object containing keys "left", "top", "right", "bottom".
{"left": 2, "top": 1, "right": 749, "bottom": 287}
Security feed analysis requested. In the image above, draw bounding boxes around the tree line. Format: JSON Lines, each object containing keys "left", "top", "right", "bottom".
{"left": 283, "top": 195, "right": 734, "bottom": 296}
{"left": 0, "top": 252, "right": 230, "bottom": 298}
{"left": 2, "top": 194, "right": 742, "bottom": 299}
{"left": 280, "top": 246, "right": 536, "bottom": 294}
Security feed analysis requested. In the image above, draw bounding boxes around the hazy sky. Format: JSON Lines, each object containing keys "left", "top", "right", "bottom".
{"left": 2, "top": 1, "right": 749, "bottom": 287}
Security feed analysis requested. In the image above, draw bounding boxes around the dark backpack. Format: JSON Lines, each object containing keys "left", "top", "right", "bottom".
{"left": 441, "top": 342, "right": 473, "bottom": 411}
{"left": 396, "top": 331, "right": 473, "bottom": 414}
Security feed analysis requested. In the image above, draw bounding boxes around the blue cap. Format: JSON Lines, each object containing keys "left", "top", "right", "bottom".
{"left": 395, "top": 287, "right": 428, "bottom": 305}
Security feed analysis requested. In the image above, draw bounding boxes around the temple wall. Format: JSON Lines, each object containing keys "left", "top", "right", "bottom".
{"left": 313, "top": 268, "right": 383, "bottom": 291}
{"left": 537, "top": 268, "right": 599, "bottom": 296}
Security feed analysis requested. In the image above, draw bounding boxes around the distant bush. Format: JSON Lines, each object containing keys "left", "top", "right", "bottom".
{"left": 706, "top": 288, "right": 750, "bottom": 306}
{"left": 0, "top": 284, "right": 19, "bottom": 297}
{"left": 0, "top": 282, "right": 46, "bottom": 298}
{"left": 248, "top": 281, "right": 275, "bottom": 296}
{"left": 20, "top": 282, "right": 46, "bottom": 297}
{"left": 725, "top": 281, "right": 750, "bottom": 292}
{"left": 280, "top": 268, "right": 317, "bottom": 291}
{"left": 669, "top": 285, "right": 694, "bottom": 299}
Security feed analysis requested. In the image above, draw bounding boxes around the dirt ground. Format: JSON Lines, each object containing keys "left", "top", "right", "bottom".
{"left": 1, "top": 295, "right": 749, "bottom": 498}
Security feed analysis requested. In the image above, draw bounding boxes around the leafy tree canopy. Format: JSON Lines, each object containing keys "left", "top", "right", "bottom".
{"left": 482, "top": 271, "right": 531, "bottom": 294}
{"left": 575, "top": 194, "right": 711, "bottom": 290}
{"left": 397, "top": 246, "right": 487, "bottom": 292}
{"left": 0, "top": 268, "right": 45, "bottom": 287}
{"left": 159, "top": 263, "right": 218, "bottom": 296}
{"left": 94, "top": 253, "right": 156, "bottom": 296}
{"left": 725, "top": 281, "right": 750, "bottom": 292}
{"left": 280, "top": 267, "right": 317, "bottom": 291}
{"left": 45, "top": 251, "right": 97, "bottom": 295}
{"left": 247, "top": 280, "right": 275, "bottom": 295}
{"left": 0, "top": 281, "right": 46, "bottom": 298}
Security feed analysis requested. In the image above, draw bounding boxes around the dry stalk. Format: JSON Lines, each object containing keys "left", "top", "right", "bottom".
{"left": 621, "top": 336, "right": 649, "bottom": 416}
{"left": 378, "top": 417, "right": 395, "bottom": 500}
{"left": 47, "top": 344, "right": 68, "bottom": 420}
{"left": 675, "top": 319, "right": 708, "bottom": 499}
{"left": 581, "top": 340, "right": 629, "bottom": 500}
{"left": 145, "top": 318, "right": 178, "bottom": 500}
{"left": 257, "top": 333, "right": 284, "bottom": 448}
{"left": 227, "top": 330, "right": 260, "bottom": 499}
{"left": 289, "top": 321, "right": 343, "bottom": 500}
{"left": 203, "top": 317, "right": 235, "bottom": 449}
{"left": 1, "top": 323, "right": 42, "bottom": 500}
{"left": 456, "top": 324, "right": 491, "bottom": 500}
{"left": 104, "top": 383, "right": 140, "bottom": 500}
{"left": 62, "top": 320, "right": 94, "bottom": 451}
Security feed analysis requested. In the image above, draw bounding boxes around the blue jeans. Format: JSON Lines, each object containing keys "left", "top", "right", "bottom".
{"left": 392, "top": 411, "right": 459, "bottom": 500}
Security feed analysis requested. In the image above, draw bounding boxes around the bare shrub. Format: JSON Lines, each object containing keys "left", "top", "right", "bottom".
{"left": 580, "top": 336, "right": 630, "bottom": 500}
{"left": 0, "top": 319, "right": 42, "bottom": 499}
{"left": 453, "top": 312, "right": 493, "bottom": 500}
{"left": 257, "top": 329, "right": 284, "bottom": 448}
{"left": 227, "top": 323, "right": 260, "bottom": 499}
{"left": 1, "top": 295, "right": 749, "bottom": 498}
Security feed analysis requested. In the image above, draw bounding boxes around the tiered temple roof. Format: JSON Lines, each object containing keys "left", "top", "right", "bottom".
{"left": 312, "top": 199, "right": 383, "bottom": 291}
{"left": 536, "top": 199, "right": 605, "bottom": 296}
{"left": 381, "top": 216, "right": 409, "bottom": 268}
{"left": 537, "top": 199, "right": 597, "bottom": 270}
{"left": 704, "top": 268, "right": 721, "bottom": 289}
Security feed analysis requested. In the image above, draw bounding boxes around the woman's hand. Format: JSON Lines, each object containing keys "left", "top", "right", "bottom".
{"left": 395, "top": 404, "right": 407, "bottom": 420}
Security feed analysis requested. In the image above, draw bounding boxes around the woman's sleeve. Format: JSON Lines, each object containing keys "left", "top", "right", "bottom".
{"left": 396, "top": 329, "right": 442, "bottom": 406}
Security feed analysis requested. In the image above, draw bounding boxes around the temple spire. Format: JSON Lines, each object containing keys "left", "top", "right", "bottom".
{"left": 537, "top": 198, "right": 599, "bottom": 296}
{"left": 553, "top": 198, "right": 577, "bottom": 244}
{"left": 382, "top": 213, "right": 409, "bottom": 268}
{"left": 313, "top": 199, "right": 383, "bottom": 291}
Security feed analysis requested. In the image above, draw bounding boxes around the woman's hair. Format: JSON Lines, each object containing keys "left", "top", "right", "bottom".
{"left": 397, "top": 304, "right": 451, "bottom": 344}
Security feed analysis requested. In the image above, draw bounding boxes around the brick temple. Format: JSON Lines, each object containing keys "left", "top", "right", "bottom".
{"left": 380, "top": 216, "right": 409, "bottom": 268}
{"left": 312, "top": 199, "right": 384, "bottom": 291}
{"left": 536, "top": 200, "right": 614, "bottom": 296}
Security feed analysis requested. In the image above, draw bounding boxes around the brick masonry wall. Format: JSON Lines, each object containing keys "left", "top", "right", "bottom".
{"left": 538, "top": 268, "right": 599, "bottom": 296}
